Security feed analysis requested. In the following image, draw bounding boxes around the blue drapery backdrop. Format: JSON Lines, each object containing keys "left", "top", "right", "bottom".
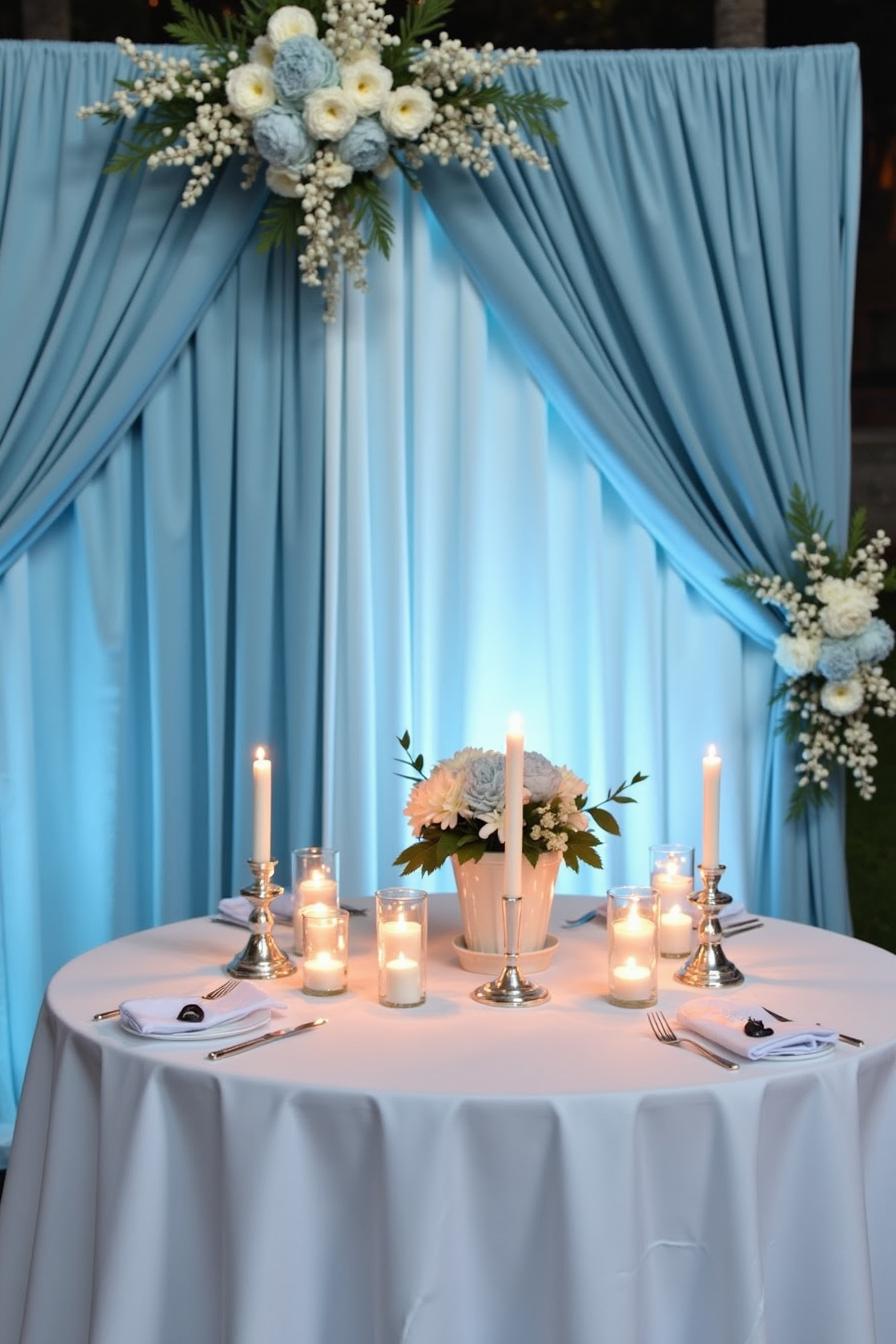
{"left": 0, "top": 41, "right": 859, "bottom": 1153}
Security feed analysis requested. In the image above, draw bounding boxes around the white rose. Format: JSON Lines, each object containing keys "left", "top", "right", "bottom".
{"left": 817, "top": 578, "right": 877, "bottom": 639}
{"left": 773, "top": 633, "right": 820, "bottom": 678}
{"left": 249, "top": 35, "right": 275, "bottom": 68}
{"left": 820, "top": 678, "right": 864, "bottom": 717}
{"left": 304, "top": 87, "right": 357, "bottom": 141}
{"left": 340, "top": 57, "right": 393, "bottom": 114}
{"left": 225, "top": 63, "right": 276, "bottom": 120}
{"left": 267, "top": 5, "right": 318, "bottom": 48}
{"left": 320, "top": 159, "right": 354, "bottom": 188}
{"left": 380, "top": 85, "right": 435, "bottom": 140}
{"left": 265, "top": 164, "right": 303, "bottom": 197}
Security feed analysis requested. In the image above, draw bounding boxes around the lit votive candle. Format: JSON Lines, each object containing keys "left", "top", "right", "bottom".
{"left": 653, "top": 865, "right": 693, "bottom": 914}
{"left": 300, "top": 908, "right": 348, "bottom": 996}
{"left": 380, "top": 915, "right": 423, "bottom": 965}
{"left": 376, "top": 888, "right": 428, "bottom": 1008}
{"left": 303, "top": 950, "right": 347, "bottom": 995}
{"left": 610, "top": 956, "right": 652, "bottom": 1005}
{"left": 614, "top": 902, "right": 656, "bottom": 961}
{"left": 659, "top": 904, "right": 692, "bottom": 958}
{"left": 384, "top": 952, "right": 423, "bottom": 1007}
{"left": 299, "top": 868, "right": 338, "bottom": 911}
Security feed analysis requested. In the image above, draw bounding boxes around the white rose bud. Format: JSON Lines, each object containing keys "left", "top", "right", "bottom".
{"left": 225, "top": 63, "right": 276, "bottom": 120}
{"left": 340, "top": 57, "right": 393, "bottom": 115}
{"left": 380, "top": 85, "right": 435, "bottom": 140}
{"left": 267, "top": 5, "right": 318, "bottom": 49}
{"left": 304, "top": 87, "right": 357, "bottom": 141}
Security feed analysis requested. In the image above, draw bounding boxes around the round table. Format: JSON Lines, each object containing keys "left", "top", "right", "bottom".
{"left": 2, "top": 899, "right": 895, "bottom": 1344}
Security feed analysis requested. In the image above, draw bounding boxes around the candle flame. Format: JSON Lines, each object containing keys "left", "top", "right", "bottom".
{"left": 394, "top": 951, "right": 414, "bottom": 967}
{"left": 507, "top": 710, "right": 524, "bottom": 736}
{"left": 625, "top": 955, "right": 636, "bottom": 969}
{"left": 670, "top": 904, "right": 681, "bottom": 916}
{"left": 706, "top": 743, "right": 718, "bottom": 759}
{"left": 254, "top": 746, "right": 268, "bottom": 762}
{"left": 626, "top": 901, "right": 641, "bottom": 926}
{"left": 664, "top": 858, "right": 679, "bottom": 877}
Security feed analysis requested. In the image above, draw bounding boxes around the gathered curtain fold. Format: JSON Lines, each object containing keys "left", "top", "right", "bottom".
{"left": 0, "top": 41, "right": 267, "bottom": 575}
{"left": 421, "top": 45, "right": 861, "bottom": 929}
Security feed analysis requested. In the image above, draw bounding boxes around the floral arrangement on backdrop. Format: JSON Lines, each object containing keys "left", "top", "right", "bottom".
{"left": 78, "top": 0, "right": 564, "bottom": 318}
{"left": 393, "top": 732, "right": 646, "bottom": 876}
{"left": 729, "top": 487, "right": 895, "bottom": 817}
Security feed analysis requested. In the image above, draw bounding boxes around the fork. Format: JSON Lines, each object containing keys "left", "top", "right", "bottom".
{"left": 647, "top": 1009, "right": 739, "bottom": 1070}
{"left": 761, "top": 1004, "right": 864, "bottom": 1048}
{"left": 93, "top": 978, "right": 237, "bottom": 1022}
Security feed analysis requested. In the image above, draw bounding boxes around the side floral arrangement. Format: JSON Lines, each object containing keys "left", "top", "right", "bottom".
{"left": 729, "top": 486, "right": 895, "bottom": 816}
{"left": 393, "top": 732, "right": 646, "bottom": 876}
{"left": 79, "top": 0, "right": 563, "bottom": 318}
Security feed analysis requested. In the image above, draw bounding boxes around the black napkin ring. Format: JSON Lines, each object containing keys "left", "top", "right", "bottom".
{"left": 744, "top": 1016, "right": 773, "bottom": 1038}
{"left": 176, "top": 1003, "right": 205, "bottom": 1024}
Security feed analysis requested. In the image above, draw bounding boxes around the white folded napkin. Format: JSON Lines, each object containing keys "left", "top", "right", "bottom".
{"left": 677, "top": 998, "right": 837, "bottom": 1060}
{"left": 217, "top": 891, "right": 294, "bottom": 927}
{"left": 119, "top": 982, "right": 282, "bottom": 1036}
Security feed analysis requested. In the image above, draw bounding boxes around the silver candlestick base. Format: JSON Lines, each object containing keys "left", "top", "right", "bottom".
{"left": 674, "top": 862, "right": 744, "bottom": 988}
{"left": 472, "top": 894, "right": 550, "bottom": 1007}
{"left": 225, "top": 858, "right": 296, "bottom": 980}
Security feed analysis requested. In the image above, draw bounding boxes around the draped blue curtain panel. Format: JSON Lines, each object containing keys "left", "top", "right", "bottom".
{"left": 422, "top": 45, "right": 861, "bottom": 934}
{"left": 0, "top": 42, "right": 859, "bottom": 1150}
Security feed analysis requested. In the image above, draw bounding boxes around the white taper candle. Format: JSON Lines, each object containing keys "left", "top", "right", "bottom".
{"left": 504, "top": 712, "right": 524, "bottom": 898}
{"left": 252, "top": 747, "right": 272, "bottom": 862}
{"left": 702, "top": 744, "right": 721, "bottom": 869}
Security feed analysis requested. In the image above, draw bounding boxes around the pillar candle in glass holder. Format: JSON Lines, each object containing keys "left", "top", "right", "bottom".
{"left": 252, "top": 747, "right": 272, "bottom": 862}
{"left": 291, "top": 847, "right": 340, "bottom": 914}
{"left": 702, "top": 745, "right": 722, "bottom": 869}
{"left": 376, "top": 888, "right": 427, "bottom": 1008}
{"left": 650, "top": 845, "right": 695, "bottom": 915}
{"left": 607, "top": 886, "right": 658, "bottom": 1009}
{"left": 301, "top": 909, "right": 348, "bottom": 996}
{"left": 659, "top": 904, "right": 692, "bottom": 958}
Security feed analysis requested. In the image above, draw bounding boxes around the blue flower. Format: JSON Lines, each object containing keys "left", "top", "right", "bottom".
{"left": 523, "top": 751, "right": 563, "bottom": 802}
{"left": 462, "top": 751, "right": 505, "bottom": 817}
{"left": 253, "top": 107, "right": 315, "bottom": 168}
{"left": 853, "top": 617, "right": 895, "bottom": 665}
{"left": 273, "top": 35, "right": 338, "bottom": 106}
{"left": 816, "top": 639, "right": 859, "bottom": 682}
{"left": 336, "top": 116, "right": 389, "bottom": 171}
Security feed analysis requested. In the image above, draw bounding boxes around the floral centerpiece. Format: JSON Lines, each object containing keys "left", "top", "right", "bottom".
{"left": 729, "top": 486, "right": 895, "bottom": 816}
{"left": 393, "top": 732, "right": 645, "bottom": 954}
{"left": 393, "top": 733, "right": 646, "bottom": 876}
{"left": 79, "top": 0, "right": 564, "bottom": 318}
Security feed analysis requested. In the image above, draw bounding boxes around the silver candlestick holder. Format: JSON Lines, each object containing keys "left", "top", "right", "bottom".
{"left": 674, "top": 862, "right": 744, "bottom": 988}
{"left": 225, "top": 858, "right": 296, "bottom": 980}
{"left": 472, "top": 893, "right": 550, "bottom": 1007}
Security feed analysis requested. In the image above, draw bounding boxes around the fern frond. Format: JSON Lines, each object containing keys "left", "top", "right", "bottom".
{"left": 398, "top": 0, "right": 455, "bottom": 49}
{"left": 785, "top": 483, "right": 829, "bottom": 549}
{"left": 459, "top": 85, "right": 566, "bottom": 142}
{"left": 165, "top": 0, "right": 237, "bottom": 57}
{"left": 348, "top": 177, "right": 395, "bottom": 259}
{"left": 257, "top": 196, "right": 302, "bottom": 253}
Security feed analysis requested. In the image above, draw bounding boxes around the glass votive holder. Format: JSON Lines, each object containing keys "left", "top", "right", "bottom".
{"left": 607, "top": 886, "right": 659, "bottom": 1008}
{"left": 292, "top": 847, "right": 340, "bottom": 948}
{"left": 300, "top": 908, "right": 349, "bottom": 996}
{"left": 650, "top": 843, "right": 695, "bottom": 958}
{"left": 376, "top": 888, "right": 427, "bottom": 1009}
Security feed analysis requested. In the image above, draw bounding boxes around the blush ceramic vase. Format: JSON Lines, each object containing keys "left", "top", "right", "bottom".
{"left": 450, "top": 851, "right": 561, "bottom": 954}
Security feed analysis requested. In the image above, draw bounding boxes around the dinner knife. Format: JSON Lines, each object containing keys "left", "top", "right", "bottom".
{"left": 761, "top": 1004, "right": 863, "bottom": 1048}
{"left": 207, "top": 1016, "right": 327, "bottom": 1060}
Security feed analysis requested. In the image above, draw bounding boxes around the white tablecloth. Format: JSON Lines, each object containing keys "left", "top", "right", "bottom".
{"left": 2, "top": 898, "right": 896, "bottom": 1344}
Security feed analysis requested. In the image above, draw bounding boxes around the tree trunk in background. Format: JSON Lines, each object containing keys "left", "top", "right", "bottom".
{"left": 21, "top": 0, "right": 70, "bottom": 39}
{"left": 714, "top": 0, "right": 766, "bottom": 47}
